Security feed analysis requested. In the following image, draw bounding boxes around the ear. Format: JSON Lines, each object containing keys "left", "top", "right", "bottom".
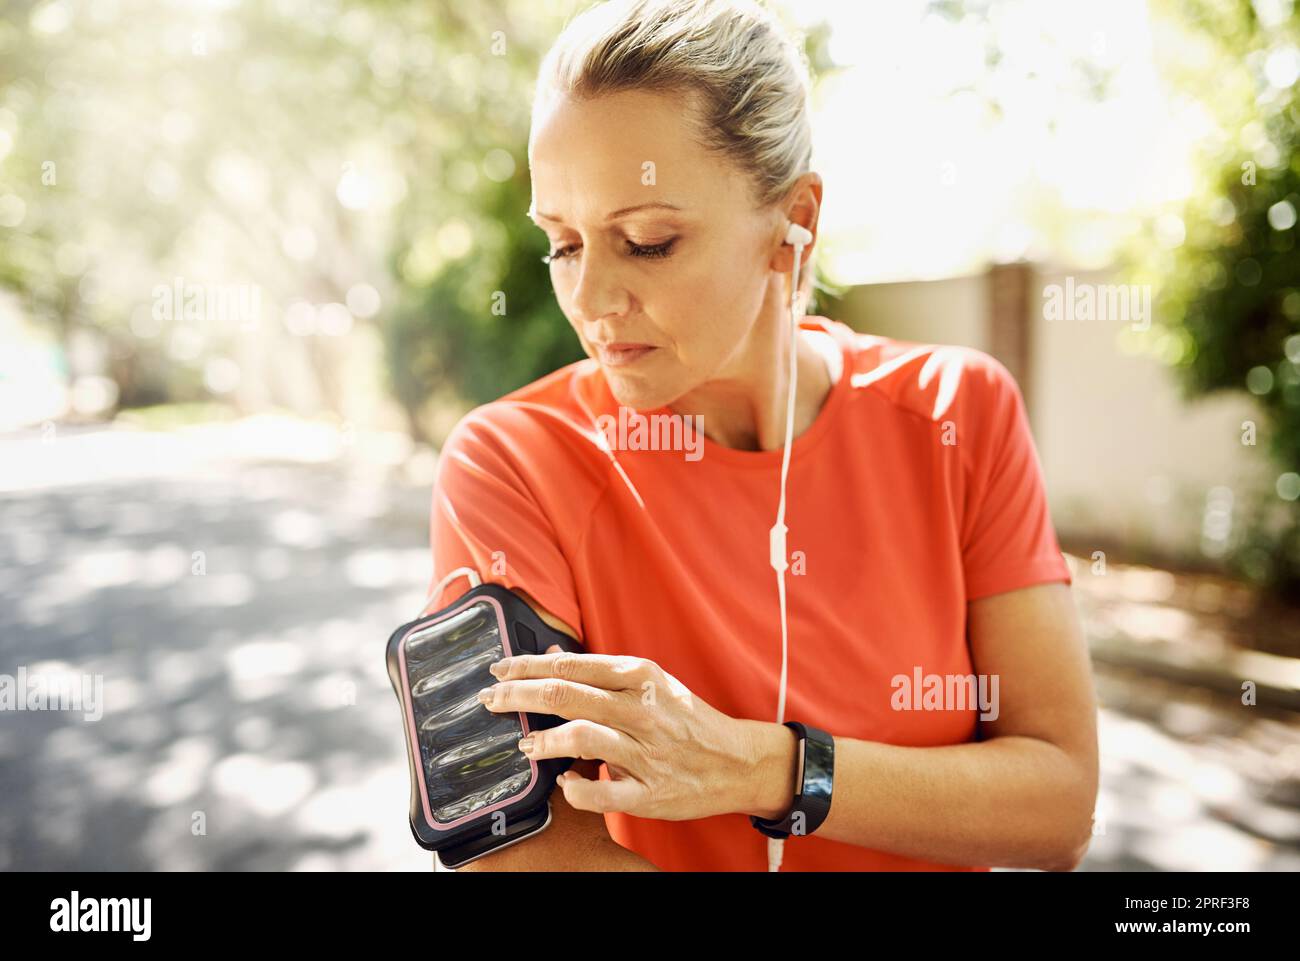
{"left": 768, "top": 172, "right": 823, "bottom": 275}
{"left": 770, "top": 231, "right": 816, "bottom": 276}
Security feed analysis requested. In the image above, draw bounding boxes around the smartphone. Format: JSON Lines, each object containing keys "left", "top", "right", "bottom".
{"left": 386, "top": 583, "right": 584, "bottom": 867}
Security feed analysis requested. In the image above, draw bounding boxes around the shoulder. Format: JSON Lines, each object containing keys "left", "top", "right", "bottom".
{"left": 440, "top": 357, "right": 589, "bottom": 450}
{"left": 435, "top": 358, "right": 611, "bottom": 496}
{"left": 821, "top": 323, "right": 1030, "bottom": 478}
{"left": 840, "top": 329, "right": 1023, "bottom": 429}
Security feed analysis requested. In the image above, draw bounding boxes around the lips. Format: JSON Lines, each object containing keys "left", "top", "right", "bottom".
{"left": 595, "top": 343, "right": 657, "bottom": 367}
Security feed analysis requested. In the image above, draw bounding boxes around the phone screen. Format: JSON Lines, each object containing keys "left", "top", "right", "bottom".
{"left": 400, "top": 598, "right": 533, "bottom": 823}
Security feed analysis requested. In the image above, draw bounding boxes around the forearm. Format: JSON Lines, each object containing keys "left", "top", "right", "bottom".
{"left": 740, "top": 720, "right": 1095, "bottom": 871}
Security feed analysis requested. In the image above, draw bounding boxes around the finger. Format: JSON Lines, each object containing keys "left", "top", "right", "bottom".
{"left": 478, "top": 676, "right": 630, "bottom": 728}
{"left": 557, "top": 767, "right": 645, "bottom": 814}
{"left": 518, "top": 718, "right": 640, "bottom": 769}
{"left": 490, "top": 650, "right": 656, "bottom": 693}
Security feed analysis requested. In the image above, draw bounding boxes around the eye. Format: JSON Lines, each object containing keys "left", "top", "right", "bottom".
{"left": 541, "top": 244, "right": 579, "bottom": 265}
{"left": 541, "top": 238, "right": 678, "bottom": 265}
{"left": 627, "top": 238, "right": 676, "bottom": 259}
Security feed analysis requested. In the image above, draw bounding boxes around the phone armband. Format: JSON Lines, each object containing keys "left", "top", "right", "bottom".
{"left": 385, "top": 583, "right": 585, "bottom": 868}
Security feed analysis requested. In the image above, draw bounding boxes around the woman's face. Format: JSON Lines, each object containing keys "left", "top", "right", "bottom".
{"left": 528, "top": 87, "right": 795, "bottom": 412}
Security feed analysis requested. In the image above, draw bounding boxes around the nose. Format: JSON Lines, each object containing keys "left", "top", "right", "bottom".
{"left": 565, "top": 240, "right": 629, "bottom": 330}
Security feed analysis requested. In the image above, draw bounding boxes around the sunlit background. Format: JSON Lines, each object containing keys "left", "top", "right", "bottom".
{"left": 2, "top": 0, "right": 1300, "bottom": 871}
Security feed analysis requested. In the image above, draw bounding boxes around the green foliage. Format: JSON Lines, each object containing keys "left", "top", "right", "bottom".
{"left": 0, "top": 0, "right": 586, "bottom": 431}
{"left": 1147, "top": 0, "right": 1300, "bottom": 599}
{"left": 384, "top": 158, "right": 584, "bottom": 439}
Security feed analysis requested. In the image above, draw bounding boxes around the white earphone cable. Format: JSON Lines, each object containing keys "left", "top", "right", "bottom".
{"left": 420, "top": 565, "right": 482, "bottom": 618}
{"left": 766, "top": 226, "right": 807, "bottom": 872}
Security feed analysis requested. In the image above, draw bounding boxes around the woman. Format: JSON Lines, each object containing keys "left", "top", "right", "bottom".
{"left": 426, "top": 0, "right": 1098, "bottom": 871}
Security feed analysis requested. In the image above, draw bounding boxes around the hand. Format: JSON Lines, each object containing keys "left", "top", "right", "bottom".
{"left": 478, "top": 645, "right": 758, "bottom": 821}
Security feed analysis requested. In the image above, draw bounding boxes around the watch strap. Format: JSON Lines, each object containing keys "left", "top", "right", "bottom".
{"left": 749, "top": 721, "right": 834, "bottom": 840}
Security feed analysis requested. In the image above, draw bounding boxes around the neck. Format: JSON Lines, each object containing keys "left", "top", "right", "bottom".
{"left": 669, "top": 301, "right": 833, "bottom": 453}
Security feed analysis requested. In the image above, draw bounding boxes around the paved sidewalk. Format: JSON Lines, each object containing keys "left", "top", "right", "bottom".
{"left": 2, "top": 424, "right": 1298, "bottom": 871}
{"left": 1066, "top": 553, "right": 1300, "bottom": 869}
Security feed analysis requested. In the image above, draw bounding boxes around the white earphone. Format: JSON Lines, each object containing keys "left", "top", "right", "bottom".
{"left": 785, "top": 221, "right": 813, "bottom": 249}
{"left": 763, "top": 219, "right": 811, "bottom": 872}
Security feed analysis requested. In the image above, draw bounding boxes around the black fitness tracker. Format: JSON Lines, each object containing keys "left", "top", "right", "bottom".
{"left": 385, "top": 582, "right": 585, "bottom": 868}
{"left": 749, "top": 721, "right": 835, "bottom": 840}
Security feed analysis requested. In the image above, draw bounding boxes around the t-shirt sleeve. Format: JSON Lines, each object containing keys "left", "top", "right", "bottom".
{"left": 959, "top": 354, "right": 1072, "bottom": 601}
{"left": 425, "top": 410, "right": 585, "bottom": 639}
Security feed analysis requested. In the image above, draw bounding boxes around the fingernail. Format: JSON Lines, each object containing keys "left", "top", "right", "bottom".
{"left": 476, "top": 687, "right": 494, "bottom": 706}
{"left": 517, "top": 737, "right": 534, "bottom": 753}
{"left": 489, "top": 659, "right": 509, "bottom": 678}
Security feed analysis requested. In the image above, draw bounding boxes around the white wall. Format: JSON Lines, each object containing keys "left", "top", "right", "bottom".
{"left": 835, "top": 273, "right": 987, "bottom": 354}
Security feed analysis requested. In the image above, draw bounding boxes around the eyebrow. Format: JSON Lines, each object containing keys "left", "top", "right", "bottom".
{"left": 527, "top": 201, "right": 684, "bottom": 224}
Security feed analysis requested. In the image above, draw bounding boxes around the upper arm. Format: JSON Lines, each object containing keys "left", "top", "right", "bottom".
{"left": 427, "top": 412, "right": 587, "bottom": 638}
{"left": 967, "top": 582, "right": 1098, "bottom": 787}
{"left": 956, "top": 352, "right": 1094, "bottom": 769}
{"left": 427, "top": 417, "right": 653, "bottom": 869}
{"left": 449, "top": 757, "right": 615, "bottom": 871}
{"left": 516, "top": 589, "right": 580, "bottom": 642}
{"left": 958, "top": 352, "right": 1074, "bottom": 601}
{"left": 448, "top": 592, "right": 618, "bottom": 872}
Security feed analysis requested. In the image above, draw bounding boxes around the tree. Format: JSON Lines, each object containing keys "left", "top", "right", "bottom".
{"left": 1145, "top": 0, "right": 1300, "bottom": 599}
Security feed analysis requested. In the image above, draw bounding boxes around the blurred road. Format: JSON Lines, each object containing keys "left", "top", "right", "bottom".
{"left": 2, "top": 423, "right": 1298, "bottom": 871}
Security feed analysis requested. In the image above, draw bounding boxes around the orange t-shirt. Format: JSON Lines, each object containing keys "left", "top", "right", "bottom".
{"left": 426, "top": 315, "right": 1072, "bottom": 871}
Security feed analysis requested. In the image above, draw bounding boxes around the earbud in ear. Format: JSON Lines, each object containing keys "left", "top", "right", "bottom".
{"left": 784, "top": 222, "right": 813, "bottom": 247}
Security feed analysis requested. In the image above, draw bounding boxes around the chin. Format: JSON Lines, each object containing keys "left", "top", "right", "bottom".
{"left": 605, "top": 375, "right": 674, "bottom": 413}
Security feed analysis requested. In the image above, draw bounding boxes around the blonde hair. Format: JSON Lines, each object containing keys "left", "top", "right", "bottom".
{"left": 532, "top": 0, "right": 819, "bottom": 300}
